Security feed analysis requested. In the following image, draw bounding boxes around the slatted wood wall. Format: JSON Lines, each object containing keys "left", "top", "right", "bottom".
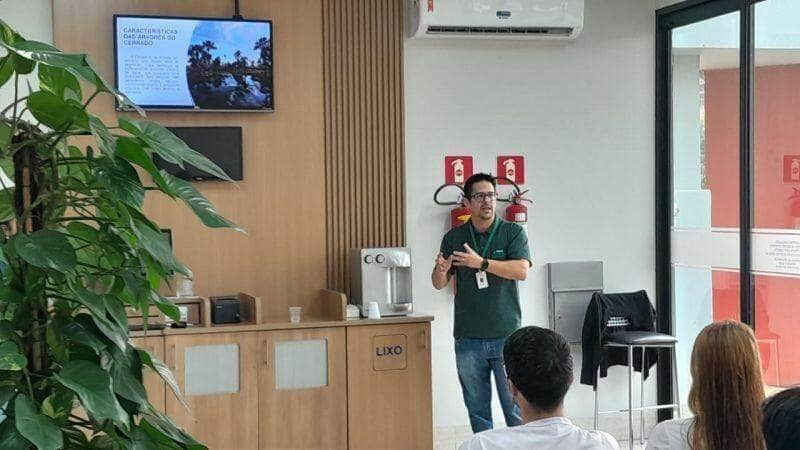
{"left": 54, "top": 0, "right": 328, "bottom": 321}
{"left": 322, "top": 0, "right": 406, "bottom": 295}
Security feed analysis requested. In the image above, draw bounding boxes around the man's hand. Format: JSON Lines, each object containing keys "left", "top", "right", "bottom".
{"left": 434, "top": 252, "right": 453, "bottom": 273}
{"left": 432, "top": 252, "right": 454, "bottom": 290}
{"left": 452, "top": 243, "right": 484, "bottom": 269}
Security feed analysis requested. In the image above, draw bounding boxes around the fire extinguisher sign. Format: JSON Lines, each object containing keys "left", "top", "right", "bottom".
{"left": 784, "top": 155, "right": 800, "bottom": 183}
{"left": 497, "top": 156, "right": 525, "bottom": 184}
{"left": 445, "top": 156, "right": 473, "bottom": 185}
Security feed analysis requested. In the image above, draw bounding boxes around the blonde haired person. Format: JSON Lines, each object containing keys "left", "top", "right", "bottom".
{"left": 646, "top": 320, "right": 765, "bottom": 450}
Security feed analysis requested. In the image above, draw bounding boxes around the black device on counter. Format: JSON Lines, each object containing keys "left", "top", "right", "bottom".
{"left": 211, "top": 296, "right": 242, "bottom": 324}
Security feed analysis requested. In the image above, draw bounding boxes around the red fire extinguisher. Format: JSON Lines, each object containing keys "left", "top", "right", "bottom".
{"left": 789, "top": 188, "right": 800, "bottom": 229}
{"left": 434, "top": 183, "right": 471, "bottom": 228}
{"left": 504, "top": 189, "right": 532, "bottom": 228}
{"left": 451, "top": 204, "right": 472, "bottom": 228}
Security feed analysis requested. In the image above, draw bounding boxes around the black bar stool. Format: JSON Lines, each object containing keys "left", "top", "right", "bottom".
{"left": 593, "top": 326, "right": 681, "bottom": 449}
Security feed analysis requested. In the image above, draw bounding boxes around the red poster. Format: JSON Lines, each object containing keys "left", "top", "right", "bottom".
{"left": 427, "top": 0, "right": 434, "bottom": 12}
{"left": 445, "top": 156, "right": 473, "bottom": 185}
{"left": 784, "top": 155, "right": 800, "bottom": 183}
{"left": 497, "top": 156, "right": 524, "bottom": 184}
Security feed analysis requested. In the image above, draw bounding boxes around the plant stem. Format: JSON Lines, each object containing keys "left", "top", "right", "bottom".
{"left": 23, "top": 369, "right": 34, "bottom": 399}
{"left": 0, "top": 95, "right": 28, "bottom": 118}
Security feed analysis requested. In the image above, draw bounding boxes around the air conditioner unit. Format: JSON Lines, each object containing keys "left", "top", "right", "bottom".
{"left": 408, "top": 0, "right": 584, "bottom": 40}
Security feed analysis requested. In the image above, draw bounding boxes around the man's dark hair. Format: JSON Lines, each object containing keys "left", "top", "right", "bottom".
{"left": 503, "top": 326, "right": 573, "bottom": 412}
{"left": 763, "top": 387, "right": 800, "bottom": 450}
{"left": 463, "top": 173, "right": 496, "bottom": 198}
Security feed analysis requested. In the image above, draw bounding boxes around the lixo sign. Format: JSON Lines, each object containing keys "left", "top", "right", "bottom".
{"left": 372, "top": 334, "right": 408, "bottom": 371}
{"left": 376, "top": 345, "right": 403, "bottom": 356}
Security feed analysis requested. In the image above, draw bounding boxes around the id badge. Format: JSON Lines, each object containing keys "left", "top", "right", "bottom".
{"left": 476, "top": 270, "right": 489, "bottom": 289}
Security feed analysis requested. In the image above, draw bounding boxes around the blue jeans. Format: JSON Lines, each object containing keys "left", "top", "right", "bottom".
{"left": 455, "top": 337, "right": 522, "bottom": 433}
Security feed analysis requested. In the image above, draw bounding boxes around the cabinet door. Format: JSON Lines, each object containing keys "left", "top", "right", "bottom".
{"left": 347, "top": 322, "right": 432, "bottom": 450}
{"left": 259, "top": 328, "right": 347, "bottom": 450}
{"left": 130, "top": 336, "right": 166, "bottom": 412}
{"left": 165, "top": 332, "right": 259, "bottom": 450}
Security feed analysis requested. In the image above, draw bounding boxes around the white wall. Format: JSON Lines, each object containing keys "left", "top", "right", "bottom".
{"left": 405, "top": 0, "right": 658, "bottom": 435}
{"left": 0, "top": 0, "right": 53, "bottom": 118}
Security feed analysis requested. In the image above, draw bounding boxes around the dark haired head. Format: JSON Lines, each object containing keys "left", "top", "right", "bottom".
{"left": 463, "top": 173, "right": 496, "bottom": 199}
{"left": 763, "top": 387, "right": 800, "bottom": 450}
{"left": 503, "top": 326, "right": 573, "bottom": 412}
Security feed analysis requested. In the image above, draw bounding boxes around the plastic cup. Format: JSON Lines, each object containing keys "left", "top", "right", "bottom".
{"left": 367, "top": 301, "right": 381, "bottom": 319}
{"left": 289, "top": 306, "right": 302, "bottom": 323}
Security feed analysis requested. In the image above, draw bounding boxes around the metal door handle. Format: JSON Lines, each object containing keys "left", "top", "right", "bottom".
{"left": 418, "top": 329, "right": 428, "bottom": 349}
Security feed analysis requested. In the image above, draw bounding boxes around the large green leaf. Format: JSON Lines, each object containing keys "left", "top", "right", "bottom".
{"left": 0, "top": 418, "right": 30, "bottom": 450}
{"left": 119, "top": 270, "right": 151, "bottom": 310}
{"left": 119, "top": 118, "right": 232, "bottom": 181}
{"left": 62, "top": 317, "right": 108, "bottom": 354}
{"left": 89, "top": 115, "right": 115, "bottom": 158}
{"left": 0, "top": 341, "right": 26, "bottom": 370}
{"left": 115, "top": 137, "right": 170, "bottom": 193}
{"left": 133, "top": 419, "right": 186, "bottom": 450}
{"left": 151, "top": 293, "right": 180, "bottom": 323}
{"left": 96, "top": 159, "right": 145, "bottom": 209}
{"left": 111, "top": 361, "right": 148, "bottom": 406}
{"left": 137, "top": 350, "right": 189, "bottom": 411}
{"left": 0, "top": 283, "right": 24, "bottom": 305}
{"left": 11, "top": 52, "right": 34, "bottom": 75}
{"left": 69, "top": 287, "right": 128, "bottom": 352}
{"left": 65, "top": 221, "right": 100, "bottom": 244}
{"left": 41, "top": 388, "right": 76, "bottom": 424}
{"left": 0, "top": 55, "right": 13, "bottom": 89}
{"left": 0, "top": 120, "right": 11, "bottom": 152}
{"left": 54, "top": 359, "right": 129, "bottom": 424}
{"left": 0, "top": 386, "right": 15, "bottom": 406}
{"left": 0, "top": 36, "right": 143, "bottom": 115}
{"left": 38, "top": 64, "right": 81, "bottom": 101}
{"left": 26, "top": 90, "right": 89, "bottom": 131}
{"left": 140, "top": 410, "right": 205, "bottom": 449}
{"left": 129, "top": 220, "right": 188, "bottom": 276}
{"left": 12, "top": 230, "right": 77, "bottom": 273}
{"left": 14, "top": 395, "right": 63, "bottom": 450}
{"left": 104, "top": 296, "right": 129, "bottom": 331}
{"left": 161, "top": 172, "right": 242, "bottom": 232}
{"left": 0, "top": 188, "right": 14, "bottom": 223}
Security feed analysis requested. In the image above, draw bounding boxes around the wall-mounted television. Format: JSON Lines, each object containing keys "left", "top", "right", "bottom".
{"left": 114, "top": 15, "right": 273, "bottom": 111}
{"left": 154, "top": 127, "right": 243, "bottom": 181}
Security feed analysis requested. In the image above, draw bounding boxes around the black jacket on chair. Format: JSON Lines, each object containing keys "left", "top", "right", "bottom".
{"left": 580, "top": 290, "right": 660, "bottom": 388}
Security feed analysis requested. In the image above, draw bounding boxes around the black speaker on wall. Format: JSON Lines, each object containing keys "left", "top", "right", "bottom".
{"left": 154, "top": 126, "right": 243, "bottom": 181}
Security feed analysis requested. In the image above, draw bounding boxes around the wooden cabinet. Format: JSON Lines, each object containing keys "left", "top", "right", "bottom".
{"left": 346, "top": 322, "right": 433, "bottom": 450}
{"left": 130, "top": 336, "right": 166, "bottom": 412}
{"left": 134, "top": 318, "right": 433, "bottom": 449}
{"left": 258, "top": 328, "right": 348, "bottom": 449}
{"left": 165, "top": 332, "right": 260, "bottom": 450}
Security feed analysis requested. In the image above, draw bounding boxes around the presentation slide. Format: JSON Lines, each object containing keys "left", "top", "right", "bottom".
{"left": 116, "top": 16, "right": 272, "bottom": 110}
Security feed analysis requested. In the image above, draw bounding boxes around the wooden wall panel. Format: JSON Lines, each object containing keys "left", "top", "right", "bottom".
{"left": 323, "top": 0, "right": 405, "bottom": 296}
{"left": 53, "top": 0, "right": 327, "bottom": 322}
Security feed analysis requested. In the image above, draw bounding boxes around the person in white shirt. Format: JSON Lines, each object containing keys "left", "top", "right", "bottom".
{"left": 459, "top": 326, "right": 620, "bottom": 450}
{"left": 646, "top": 320, "right": 766, "bottom": 450}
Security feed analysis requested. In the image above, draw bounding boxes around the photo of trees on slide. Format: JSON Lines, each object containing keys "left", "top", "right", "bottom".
{"left": 186, "top": 21, "right": 272, "bottom": 109}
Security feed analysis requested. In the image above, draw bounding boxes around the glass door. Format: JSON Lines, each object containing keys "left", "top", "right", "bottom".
{"left": 752, "top": 0, "right": 800, "bottom": 393}
{"left": 669, "top": 10, "right": 741, "bottom": 408}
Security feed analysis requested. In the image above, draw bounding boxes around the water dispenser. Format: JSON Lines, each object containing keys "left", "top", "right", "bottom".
{"left": 349, "top": 247, "right": 413, "bottom": 317}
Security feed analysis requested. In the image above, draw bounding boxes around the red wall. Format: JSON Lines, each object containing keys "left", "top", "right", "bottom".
{"left": 705, "top": 64, "right": 800, "bottom": 385}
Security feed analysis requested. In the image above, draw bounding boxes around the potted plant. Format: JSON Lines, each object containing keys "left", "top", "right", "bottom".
{"left": 0, "top": 19, "right": 241, "bottom": 449}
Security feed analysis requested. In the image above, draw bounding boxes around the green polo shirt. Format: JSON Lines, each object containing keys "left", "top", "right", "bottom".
{"left": 439, "top": 217, "right": 531, "bottom": 338}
